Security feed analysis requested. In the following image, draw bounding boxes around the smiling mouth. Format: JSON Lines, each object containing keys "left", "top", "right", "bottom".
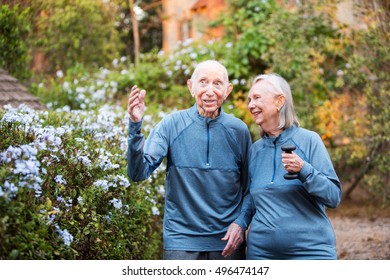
{"left": 251, "top": 110, "right": 262, "bottom": 117}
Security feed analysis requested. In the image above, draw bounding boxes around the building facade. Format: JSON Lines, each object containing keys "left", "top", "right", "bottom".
{"left": 162, "top": 0, "right": 227, "bottom": 52}
{"left": 161, "top": 0, "right": 370, "bottom": 53}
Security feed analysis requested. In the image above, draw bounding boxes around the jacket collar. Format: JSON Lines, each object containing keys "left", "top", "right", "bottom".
{"left": 189, "top": 103, "right": 225, "bottom": 126}
{"left": 262, "top": 125, "right": 299, "bottom": 146}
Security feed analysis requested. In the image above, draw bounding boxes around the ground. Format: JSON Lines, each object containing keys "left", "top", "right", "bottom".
{"left": 327, "top": 191, "right": 390, "bottom": 260}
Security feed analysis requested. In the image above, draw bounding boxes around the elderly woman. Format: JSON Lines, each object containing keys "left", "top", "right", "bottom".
{"left": 246, "top": 73, "right": 342, "bottom": 259}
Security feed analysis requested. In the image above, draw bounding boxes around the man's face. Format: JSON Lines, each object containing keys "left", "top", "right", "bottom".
{"left": 187, "top": 63, "right": 232, "bottom": 118}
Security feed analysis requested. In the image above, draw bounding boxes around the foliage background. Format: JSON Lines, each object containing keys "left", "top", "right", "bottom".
{"left": 0, "top": 0, "right": 389, "bottom": 259}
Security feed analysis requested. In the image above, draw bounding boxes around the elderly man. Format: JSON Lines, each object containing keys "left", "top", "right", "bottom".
{"left": 127, "top": 60, "right": 252, "bottom": 260}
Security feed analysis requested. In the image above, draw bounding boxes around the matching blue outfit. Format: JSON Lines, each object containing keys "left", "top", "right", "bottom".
{"left": 127, "top": 104, "right": 252, "bottom": 251}
{"left": 247, "top": 125, "right": 342, "bottom": 259}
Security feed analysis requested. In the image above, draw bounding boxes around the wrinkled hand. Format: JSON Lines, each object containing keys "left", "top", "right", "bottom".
{"left": 221, "top": 223, "right": 244, "bottom": 257}
{"left": 128, "top": 85, "right": 146, "bottom": 122}
{"left": 282, "top": 151, "right": 304, "bottom": 173}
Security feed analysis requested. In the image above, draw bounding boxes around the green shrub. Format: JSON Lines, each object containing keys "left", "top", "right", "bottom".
{"left": 0, "top": 105, "right": 165, "bottom": 259}
{"left": 30, "top": 43, "right": 231, "bottom": 113}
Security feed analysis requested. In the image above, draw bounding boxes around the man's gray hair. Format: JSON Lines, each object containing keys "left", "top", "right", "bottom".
{"left": 253, "top": 73, "right": 300, "bottom": 130}
{"left": 191, "top": 60, "right": 229, "bottom": 84}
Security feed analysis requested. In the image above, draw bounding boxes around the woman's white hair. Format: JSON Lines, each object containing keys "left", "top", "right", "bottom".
{"left": 253, "top": 73, "right": 300, "bottom": 130}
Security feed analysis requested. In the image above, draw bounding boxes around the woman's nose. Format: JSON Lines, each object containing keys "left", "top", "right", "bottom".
{"left": 248, "top": 99, "right": 254, "bottom": 109}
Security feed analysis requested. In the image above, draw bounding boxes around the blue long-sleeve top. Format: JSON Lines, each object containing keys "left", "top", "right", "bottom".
{"left": 127, "top": 104, "right": 252, "bottom": 251}
{"left": 247, "top": 125, "right": 342, "bottom": 259}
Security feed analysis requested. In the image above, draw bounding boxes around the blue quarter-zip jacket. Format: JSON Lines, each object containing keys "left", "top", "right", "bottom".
{"left": 127, "top": 104, "right": 252, "bottom": 251}
{"left": 247, "top": 125, "right": 342, "bottom": 259}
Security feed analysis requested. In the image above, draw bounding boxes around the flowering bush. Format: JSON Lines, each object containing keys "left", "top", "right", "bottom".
{"left": 31, "top": 40, "right": 246, "bottom": 113}
{"left": 0, "top": 104, "right": 166, "bottom": 259}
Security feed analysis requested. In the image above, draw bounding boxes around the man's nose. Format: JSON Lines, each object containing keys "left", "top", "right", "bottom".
{"left": 205, "top": 84, "right": 215, "bottom": 94}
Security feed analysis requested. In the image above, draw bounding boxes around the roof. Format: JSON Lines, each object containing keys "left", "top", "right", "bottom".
{"left": 0, "top": 68, "right": 45, "bottom": 110}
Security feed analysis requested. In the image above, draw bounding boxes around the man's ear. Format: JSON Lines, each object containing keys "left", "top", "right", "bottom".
{"left": 187, "top": 79, "right": 194, "bottom": 97}
{"left": 224, "top": 83, "right": 233, "bottom": 100}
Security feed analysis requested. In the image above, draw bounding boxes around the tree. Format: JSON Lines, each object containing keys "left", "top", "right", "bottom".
{"left": 0, "top": 4, "right": 32, "bottom": 81}
{"left": 340, "top": 20, "right": 390, "bottom": 203}
{"left": 116, "top": 0, "right": 163, "bottom": 62}
{"left": 31, "top": 0, "right": 123, "bottom": 74}
{"left": 129, "top": 0, "right": 140, "bottom": 66}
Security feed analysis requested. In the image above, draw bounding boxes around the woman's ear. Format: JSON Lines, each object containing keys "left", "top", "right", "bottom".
{"left": 276, "top": 95, "right": 286, "bottom": 109}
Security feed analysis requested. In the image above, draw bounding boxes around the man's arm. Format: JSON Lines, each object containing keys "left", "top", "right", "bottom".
{"left": 234, "top": 128, "right": 254, "bottom": 230}
{"left": 127, "top": 86, "right": 168, "bottom": 181}
{"left": 222, "top": 128, "right": 254, "bottom": 257}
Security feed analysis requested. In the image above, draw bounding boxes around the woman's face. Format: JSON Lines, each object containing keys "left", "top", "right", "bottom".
{"left": 247, "top": 80, "right": 281, "bottom": 132}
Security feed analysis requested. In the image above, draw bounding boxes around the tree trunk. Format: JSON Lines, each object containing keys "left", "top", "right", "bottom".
{"left": 129, "top": 0, "right": 140, "bottom": 67}
{"left": 344, "top": 143, "right": 379, "bottom": 199}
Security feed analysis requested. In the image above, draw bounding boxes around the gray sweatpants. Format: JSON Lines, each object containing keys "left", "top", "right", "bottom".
{"left": 163, "top": 248, "right": 246, "bottom": 260}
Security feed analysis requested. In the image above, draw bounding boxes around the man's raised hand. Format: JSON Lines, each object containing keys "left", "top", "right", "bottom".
{"left": 128, "top": 85, "right": 146, "bottom": 122}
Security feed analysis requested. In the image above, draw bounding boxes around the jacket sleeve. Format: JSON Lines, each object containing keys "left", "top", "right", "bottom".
{"left": 127, "top": 119, "right": 168, "bottom": 182}
{"left": 297, "top": 132, "right": 342, "bottom": 208}
{"left": 234, "top": 128, "right": 255, "bottom": 231}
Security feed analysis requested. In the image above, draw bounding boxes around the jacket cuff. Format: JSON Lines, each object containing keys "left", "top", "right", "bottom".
{"left": 298, "top": 161, "right": 312, "bottom": 182}
{"left": 234, "top": 213, "right": 250, "bottom": 232}
{"left": 128, "top": 119, "right": 142, "bottom": 136}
